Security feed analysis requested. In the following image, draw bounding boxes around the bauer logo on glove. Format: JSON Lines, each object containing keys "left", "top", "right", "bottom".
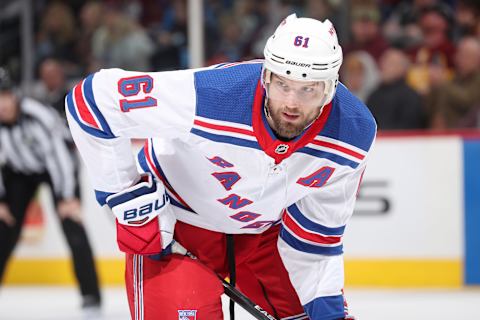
{"left": 106, "top": 173, "right": 170, "bottom": 226}
{"left": 122, "top": 193, "right": 168, "bottom": 225}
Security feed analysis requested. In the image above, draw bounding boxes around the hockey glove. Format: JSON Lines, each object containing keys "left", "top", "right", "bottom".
{"left": 106, "top": 173, "right": 175, "bottom": 255}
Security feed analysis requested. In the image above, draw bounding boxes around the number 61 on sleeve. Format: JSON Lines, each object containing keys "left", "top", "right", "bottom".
{"left": 118, "top": 75, "right": 158, "bottom": 112}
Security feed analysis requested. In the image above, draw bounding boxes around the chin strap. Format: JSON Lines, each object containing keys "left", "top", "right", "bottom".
{"left": 262, "top": 68, "right": 272, "bottom": 119}
{"left": 264, "top": 100, "right": 271, "bottom": 118}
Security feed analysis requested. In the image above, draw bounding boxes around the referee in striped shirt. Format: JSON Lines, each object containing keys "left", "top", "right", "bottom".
{"left": 0, "top": 68, "right": 101, "bottom": 310}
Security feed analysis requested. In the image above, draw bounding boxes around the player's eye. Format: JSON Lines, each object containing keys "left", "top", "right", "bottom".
{"left": 274, "top": 80, "right": 290, "bottom": 92}
{"left": 302, "top": 86, "right": 314, "bottom": 93}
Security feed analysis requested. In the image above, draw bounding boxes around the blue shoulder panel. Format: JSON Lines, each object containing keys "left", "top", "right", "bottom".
{"left": 193, "top": 63, "right": 262, "bottom": 125}
{"left": 320, "top": 83, "right": 377, "bottom": 152}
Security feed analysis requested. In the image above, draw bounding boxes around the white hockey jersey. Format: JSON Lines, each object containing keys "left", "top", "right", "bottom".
{"left": 66, "top": 61, "right": 376, "bottom": 319}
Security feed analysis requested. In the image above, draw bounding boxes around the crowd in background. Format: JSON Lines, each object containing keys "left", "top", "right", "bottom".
{"left": 1, "top": 0, "right": 477, "bottom": 314}
{"left": 1, "top": 0, "right": 480, "bottom": 131}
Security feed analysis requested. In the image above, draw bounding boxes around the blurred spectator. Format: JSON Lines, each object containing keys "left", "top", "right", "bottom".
{"left": 36, "top": 2, "right": 80, "bottom": 77}
{"left": 382, "top": 0, "right": 438, "bottom": 48}
{"left": 453, "top": 0, "right": 480, "bottom": 40}
{"left": 207, "top": 0, "right": 267, "bottom": 65}
{"left": 76, "top": 1, "right": 105, "bottom": 75}
{"left": 229, "top": 0, "right": 265, "bottom": 60}
{"left": 417, "top": 5, "right": 455, "bottom": 66}
{"left": 150, "top": 0, "right": 188, "bottom": 70}
{"left": 0, "top": 1, "right": 21, "bottom": 77}
{"left": 427, "top": 37, "right": 480, "bottom": 129}
{"left": 138, "top": 0, "right": 169, "bottom": 28}
{"left": 207, "top": 13, "right": 244, "bottom": 64}
{"left": 341, "top": 51, "right": 380, "bottom": 102}
{"left": 250, "top": 1, "right": 297, "bottom": 58}
{"left": 343, "top": 4, "right": 389, "bottom": 62}
{"left": 303, "top": 0, "right": 345, "bottom": 41}
{"left": 406, "top": 4, "right": 456, "bottom": 95}
{"left": 304, "top": 0, "right": 333, "bottom": 21}
{"left": 0, "top": 67, "right": 101, "bottom": 313}
{"left": 31, "top": 58, "right": 69, "bottom": 116}
{"left": 91, "top": 4, "right": 154, "bottom": 71}
{"left": 367, "top": 48, "right": 425, "bottom": 129}
{"left": 121, "top": 0, "right": 144, "bottom": 23}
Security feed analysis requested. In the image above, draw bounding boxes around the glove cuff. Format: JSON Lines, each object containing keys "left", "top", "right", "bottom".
{"left": 116, "top": 219, "right": 162, "bottom": 254}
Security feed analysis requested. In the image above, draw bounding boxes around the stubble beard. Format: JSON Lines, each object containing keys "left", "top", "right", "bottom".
{"left": 267, "top": 104, "right": 315, "bottom": 141}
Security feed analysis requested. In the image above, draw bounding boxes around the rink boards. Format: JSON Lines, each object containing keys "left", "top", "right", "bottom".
{"left": 4, "top": 132, "right": 480, "bottom": 287}
{"left": 344, "top": 132, "right": 479, "bottom": 286}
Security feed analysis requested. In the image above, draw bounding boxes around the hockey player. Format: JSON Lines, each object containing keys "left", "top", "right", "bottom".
{"left": 66, "top": 14, "right": 376, "bottom": 320}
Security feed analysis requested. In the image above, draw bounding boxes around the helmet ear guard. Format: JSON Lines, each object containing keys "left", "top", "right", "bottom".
{"left": 263, "top": 14, "right": 343, "bottom": 107}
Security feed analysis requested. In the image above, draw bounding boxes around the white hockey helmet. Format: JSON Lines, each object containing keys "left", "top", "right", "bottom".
{"left": 263, "top": 14, "right": 343, "bottom": 106}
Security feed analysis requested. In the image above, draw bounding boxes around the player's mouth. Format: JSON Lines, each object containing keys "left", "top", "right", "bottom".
{"left": 282, "top": 112, "right": 300, "bottom": 122}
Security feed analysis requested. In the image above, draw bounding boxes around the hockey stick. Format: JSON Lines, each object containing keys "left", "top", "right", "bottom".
{"left": 172, "top": 242, "right": 278, "bottom": 320}
{"left": 219, "top": 276, "right": 277, "bottom": 320}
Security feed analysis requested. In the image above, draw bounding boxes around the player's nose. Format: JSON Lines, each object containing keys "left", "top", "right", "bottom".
{"left": 283, "top": 104, "right": 301, "bottom": 115}
{"left": 283, "top": 91, "right": 302, "bottom": 107}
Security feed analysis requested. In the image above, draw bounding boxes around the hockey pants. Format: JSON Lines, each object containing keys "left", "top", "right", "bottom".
{"left": 125, "top": 221, "right": 306, "bottom": 319}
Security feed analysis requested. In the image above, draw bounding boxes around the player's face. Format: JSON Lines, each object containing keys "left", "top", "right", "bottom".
{"left": 266, "top": 74, "right": 326, "bottom": 140}
{"left": 0, "top": 91, "right": 18, "bottom": 124}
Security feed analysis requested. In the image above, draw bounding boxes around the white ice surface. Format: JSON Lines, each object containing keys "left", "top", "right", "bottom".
{"left": 0, "top": 286, "right": 479, "bottom": 319}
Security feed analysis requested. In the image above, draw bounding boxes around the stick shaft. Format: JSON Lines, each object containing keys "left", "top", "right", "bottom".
{"left": 219, "top": 277, "right": 278, "bottom": 320}
{"left": 172, "top": 242, "right": 278, "bottom": 320}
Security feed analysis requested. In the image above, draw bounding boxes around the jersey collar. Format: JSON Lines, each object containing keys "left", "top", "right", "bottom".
{"left": 252, "top": 80, "right": 332, "bottom": 164}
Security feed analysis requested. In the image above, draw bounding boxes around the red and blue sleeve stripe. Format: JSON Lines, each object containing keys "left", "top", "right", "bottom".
{"left": 66, "top": 73, "right": 115, "bottom": 139}
{"left": 280, "top": 203, "right": 345, "bottom": 255}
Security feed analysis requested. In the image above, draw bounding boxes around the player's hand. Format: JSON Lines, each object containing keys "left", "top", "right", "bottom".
{"left": 57, "top": 198, "right": 82, "bottom": 223}
{"left": 0, "top": 202, "right": 15, "bottom": 227}
{"left": 106, "top": 173, "right": 175, "bottom": 255}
